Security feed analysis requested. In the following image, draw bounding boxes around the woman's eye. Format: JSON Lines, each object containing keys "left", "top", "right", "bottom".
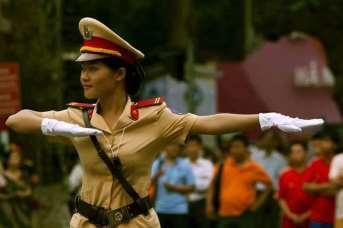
{"left": 89, "top": 66, "right": 98, "bottom": 72}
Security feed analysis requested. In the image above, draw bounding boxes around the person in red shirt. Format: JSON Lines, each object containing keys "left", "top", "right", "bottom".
{"left": 303, "top": 131, "right": 338, "bottom": 228}
{"left": 278, "top": 141, "right": 312, "bottom": 228}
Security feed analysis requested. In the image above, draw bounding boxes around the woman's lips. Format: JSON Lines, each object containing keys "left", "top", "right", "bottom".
{"left": 83, "top": 85, "right": 93, "bottom": 89}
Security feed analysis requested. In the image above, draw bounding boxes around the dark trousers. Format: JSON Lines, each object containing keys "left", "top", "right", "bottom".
{"left": 188, "top": 198, "right": 211, "bottom": 228}
{"left": 254, "top": 190, "right": 280, "bottom": 228}
{"left": 158, "top": 213, "right": 188, "bottom": 228}
{"left": 216, "top": 211, "right": 254, "bottom": 228}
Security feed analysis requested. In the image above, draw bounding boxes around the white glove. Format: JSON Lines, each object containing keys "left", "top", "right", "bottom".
{"left": 259, "top": 113, "right": 324, "bottom": 133}
{"left": 41, "top": 118, "right": 103, "bottom": 137}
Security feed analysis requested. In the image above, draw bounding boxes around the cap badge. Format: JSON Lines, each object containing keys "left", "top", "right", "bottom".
{"left": 83, "top": 25, "right": 93, "bottom": 40}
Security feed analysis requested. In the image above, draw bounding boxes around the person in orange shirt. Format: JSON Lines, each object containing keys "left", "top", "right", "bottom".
{"left": 206, "top": 134, "right": 272, "bottom": 228}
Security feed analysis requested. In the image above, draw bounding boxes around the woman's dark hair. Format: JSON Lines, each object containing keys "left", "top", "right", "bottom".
{"left": 97, "top": 57, "right": 145, "bottom": 96}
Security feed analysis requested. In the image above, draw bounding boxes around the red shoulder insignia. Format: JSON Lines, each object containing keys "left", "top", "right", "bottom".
{"left": 67, "top": 102, "right": 96, "bottom": 120}
{"left": 130, "top": 97, "right": 164, "bottom": 120}
{"left": 135, "top": 97, "right": 165, "bottom": 108}
{"left": 67, "top": 102, "right": 96, "bottom": 110}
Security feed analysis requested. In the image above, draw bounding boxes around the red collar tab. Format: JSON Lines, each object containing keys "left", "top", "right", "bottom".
{"left": 82, "top": 36, "right": 136, "bottom": 64}
{"left": 67, "top": 102, "right": 96, "bottom": 110}
{"left": 130, "top": 97, "right": 164, "bottom": 121}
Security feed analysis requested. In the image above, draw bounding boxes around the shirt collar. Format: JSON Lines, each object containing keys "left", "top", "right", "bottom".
{"left": 90, "top": 97, "right": 134, "bottom": 134}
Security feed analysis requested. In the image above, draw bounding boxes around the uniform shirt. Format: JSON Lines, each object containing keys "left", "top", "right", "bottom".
{"left": 250, "top": 145, "right": 287, "bottom": 190}
{"left": 303, "top": 158, "right": 335, "bottom": 224}
{"left": 278, "top": 167, "right": 312, "bottom": 228}
{"left": 329, "top": 153, "right": 343, "bottom": 219}
{"left": 152, "top": 158, "right": 195, "bottom": 214}
{"left": 215, "top": 157, "right": 271, "bottom": 217}
{"left": 42, "top": 97, "right": 197, "bottom": 228}
{"left": 185, "top": 158, "right": 213, "bottom": 202}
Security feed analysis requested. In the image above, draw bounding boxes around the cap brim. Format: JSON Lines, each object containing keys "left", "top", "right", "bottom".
{"left": 75, "top": 53, "right": 111, "bottom": 62}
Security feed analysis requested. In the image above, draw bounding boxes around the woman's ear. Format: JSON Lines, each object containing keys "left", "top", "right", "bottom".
{"left": 114, "top": 67, "right": 126, "bottom": 81}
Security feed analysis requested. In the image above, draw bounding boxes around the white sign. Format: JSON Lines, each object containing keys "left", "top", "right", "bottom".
{"left": 294, "top": 60, "right": 335, "bottom": 88}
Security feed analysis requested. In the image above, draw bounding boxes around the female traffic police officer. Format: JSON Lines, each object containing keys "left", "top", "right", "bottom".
{"left": 5, "top": 17, "right": 324, "bottom": 228}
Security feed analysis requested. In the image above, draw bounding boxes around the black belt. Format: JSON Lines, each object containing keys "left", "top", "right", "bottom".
{"left": 75, "top": 196, "right": 152, "bottom": 226}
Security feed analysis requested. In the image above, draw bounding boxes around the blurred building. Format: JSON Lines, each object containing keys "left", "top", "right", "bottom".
{"left": 217, "top": 33, "right": 342, "bottom": 124}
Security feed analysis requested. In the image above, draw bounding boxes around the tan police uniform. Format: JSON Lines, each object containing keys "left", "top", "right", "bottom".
{"left": 42, "top": 97, "right": 197, "bottom": 228}
{"left": 42, "top": 17, "right": 198, "bottom": 227}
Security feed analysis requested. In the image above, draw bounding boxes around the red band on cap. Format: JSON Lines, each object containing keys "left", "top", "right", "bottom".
{"left": 82, "top": 36, "right": 136, "bottom": 64}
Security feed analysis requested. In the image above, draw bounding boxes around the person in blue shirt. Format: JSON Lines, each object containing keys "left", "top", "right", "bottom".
{"left": 151, "top": 142, "right": 195, "bottom": 228}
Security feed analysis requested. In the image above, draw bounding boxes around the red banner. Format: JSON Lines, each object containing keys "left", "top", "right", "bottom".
{"left": 0, "top": 63, "right": 21, "bottom": 130}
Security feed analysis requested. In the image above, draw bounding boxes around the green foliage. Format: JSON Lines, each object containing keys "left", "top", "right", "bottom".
{"left": 0, "top": 0, "right": 67, "bottom": 184}
{"left": 63, "top": 0, "right": 169, "bottom": 54}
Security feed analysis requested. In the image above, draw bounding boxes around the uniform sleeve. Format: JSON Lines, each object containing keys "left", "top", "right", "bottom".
{"left": 41, "top": 109, "right": 73, "bottom": 123}
{"left": 40, "top": 109, "right": 76, "bottom": 143}
{"left": 157, "top": 106, "right": 197, "bottom": 144}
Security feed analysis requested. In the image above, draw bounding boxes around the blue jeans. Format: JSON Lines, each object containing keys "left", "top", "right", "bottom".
{"left": 309, "top": 221, "right": 333, "bottom": 228}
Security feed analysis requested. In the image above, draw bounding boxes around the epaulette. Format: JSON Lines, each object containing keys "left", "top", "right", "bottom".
{"left": 67, "top": 102, "right": 96, "bottom": 119}
{"left": 130, "top": 97, "right": 164, "bottom": 120}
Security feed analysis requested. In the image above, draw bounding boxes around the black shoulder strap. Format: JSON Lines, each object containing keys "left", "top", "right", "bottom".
{"left": 81, "top": 110, "right": 148, "bottom": 213}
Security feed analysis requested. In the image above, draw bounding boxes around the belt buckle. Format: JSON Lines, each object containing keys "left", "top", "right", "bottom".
{"left": 107, "top": 207, "right": 130, "bottom": 226}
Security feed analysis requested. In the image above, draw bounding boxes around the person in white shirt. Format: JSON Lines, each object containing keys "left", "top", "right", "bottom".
{"left": 185, "top": 134, "right": 213, "bottom": 228}
{"left": 67, "top": 162, "right": 83, "bottom": 214}
{"left": 69, "top": 162, "right": 83, "bottom": 193}
{"left": 250, "top": 130, "right": 287, "bottom": 228}
{"left": 329, "top": 152, "right": 343, "bottom": 228}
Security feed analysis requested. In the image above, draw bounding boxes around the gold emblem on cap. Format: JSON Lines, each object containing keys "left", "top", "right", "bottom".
{"left": 83, "top": 25, "right": 93, "bottom": 40}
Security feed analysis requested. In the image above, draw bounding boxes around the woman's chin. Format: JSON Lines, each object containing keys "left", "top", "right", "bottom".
{"left": 84, "top": 92, "right": 98, "bottom": 99}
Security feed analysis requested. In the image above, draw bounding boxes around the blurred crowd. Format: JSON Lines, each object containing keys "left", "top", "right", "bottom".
{"left": 0, "top": 129, "right": 343, "bottom": 228}
{"left": 0, "top": 143, "right": 40, "bottom": 228}
{"left": 150, "top": 130, "right": 343, "bottom": 228}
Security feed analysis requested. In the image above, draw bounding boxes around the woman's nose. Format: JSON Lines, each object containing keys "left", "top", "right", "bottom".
{"left": 80, "top": 70, "right": 90, "bottom": 81}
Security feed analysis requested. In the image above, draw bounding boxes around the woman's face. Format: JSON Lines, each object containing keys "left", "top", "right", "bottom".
{"left": 80, "top": 61, "right": 124, "bottom": 99}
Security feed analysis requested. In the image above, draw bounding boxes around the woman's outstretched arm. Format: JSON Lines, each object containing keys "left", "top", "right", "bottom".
{"left": 6, "top": 110, "right": 102, "bottom": 136}
{"left": 191, "top": 114, "right": 259, "bottom": 134}
{"left": 5, "top": 109, "right": 43, "bottom": 133}
{"left": 190, "top": 112, "right": 324, "bottom": 135}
